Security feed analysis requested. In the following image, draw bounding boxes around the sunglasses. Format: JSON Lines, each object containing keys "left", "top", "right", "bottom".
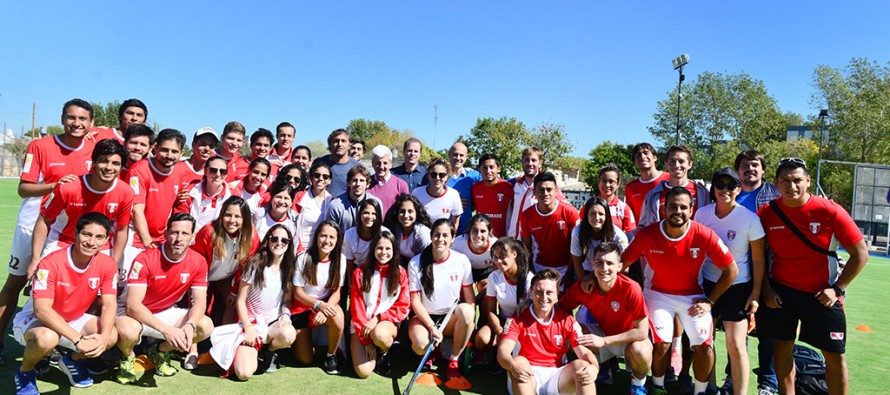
{"left": 312, "top": 172, "right": 332, "bottom": 180}
{"left": 286, "top": 175, "right": 302, "bottom": 184}
{"left": 429, "top": 172, "right": 448, "bottom": 179}
{"left": 207, "top": 167, "right": 228, "bottom": 175}
{"left": 269, "top": 236, "right": 290, "bottom": 245}
{"left": 778, "top": 157, "right": 807, "bottom": 168}
{"left": 713, "top": 181, "right": 739, "bottom": 190}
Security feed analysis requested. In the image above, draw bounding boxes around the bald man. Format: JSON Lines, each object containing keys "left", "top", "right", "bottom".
{"left": 446, "top": 142, "right": 482, "bottom": 234}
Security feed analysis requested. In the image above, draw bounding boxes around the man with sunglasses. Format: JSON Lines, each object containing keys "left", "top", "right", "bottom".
{"left": 757, "top": 158, "right": 867, "bottom": 395}
{"left": 368, "top": 145, "right": 408, "bottom": 217}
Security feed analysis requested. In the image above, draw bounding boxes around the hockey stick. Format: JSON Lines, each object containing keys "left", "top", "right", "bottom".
{"left": 402, "top": 298, "right": 460, "bottom": 395}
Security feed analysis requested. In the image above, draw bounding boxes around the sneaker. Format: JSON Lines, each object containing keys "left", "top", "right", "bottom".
{"left": 375, "top": 352, "right": 391, "bottom": 376}
{"left": 15, "top": 369, "right": 39, "bottom": 395}
{"left": 47, "top": 348, "right": 61, "bottom": 366}
{"left": 34, "top": 358, "right": 50, "bottom": 376}
{"left": 116, "top": 356, "right": 138, "bottom": 385}
{"left": 59, "top": 353, "right": 94, "bottom": 388}
{"left": 719, "top": 377, "right": 733, "bottom": 395}
{"left": 86, "top": 357, "right": 108, "bottom": 375}
{"left": 665, "top": 365, "right": 678, "bottom": 383}
{"left": 389, "top": 339, "right": 403, "bottom": 355}
{"left": 147, "top": 343, "right": 178, "bottom": 377}
{"left": 257, "top": 348, "right": 277, "bottom": 374}
{"left": 596, "top": 363, "right": 613, "bottom": 385}
{"left": 324, "top": 353, "right": 341, "bottom": 375}
{"left": 649, "top": 385, "right": 668, "bottom": 395}
{"left": 182, "top": 353, "right": 198, "bottom": 371}
{"left": 630, "top": 384, "right": 649, "bottom": 395}
{"left": 446, "top": 359, "right": 461, "bottom": 379}
{"left": 678, "top": 373, "right": 694, "bottom": 395}
{"left": 757, "top": 385, "right": 779, "bottom": 395}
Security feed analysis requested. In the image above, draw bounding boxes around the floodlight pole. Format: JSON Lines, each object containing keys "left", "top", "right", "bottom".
{"left": 816, "top": 109, "right": 828, "bottom": 196}
{"left": 672, "top": 54, "right": 689, "bottom": 145}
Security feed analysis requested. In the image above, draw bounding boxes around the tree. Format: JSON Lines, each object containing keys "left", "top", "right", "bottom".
{"left": 366, "top": 128, "right": 415, "bottom": 159}
{"left": 582, "top": 141, "right": 637, "bottom": 190}
{"left": 346, "top": 119, "right": 390, "bottom": 142}
{"left": 90, "top": 101, "right": 121, "bottom": 128}
{"left": 462, "top": 117, "right": 529, "bottom": 178}
{"left": 304, "top": 140, "right": 329, "bottom": 161}
{"left": 526, "top": 122, "right": 575, "bottom": 170}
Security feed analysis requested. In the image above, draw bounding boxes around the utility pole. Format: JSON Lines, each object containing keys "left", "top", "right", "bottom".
{"left": 31, "top": 102, "right": 36, "bottom": 138}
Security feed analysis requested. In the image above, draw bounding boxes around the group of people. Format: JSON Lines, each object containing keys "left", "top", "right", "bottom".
{"left": 2, "top": 98, "right": 867, "bottom": 395}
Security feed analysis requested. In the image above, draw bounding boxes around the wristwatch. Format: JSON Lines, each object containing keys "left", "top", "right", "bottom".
{"left": 832, "top": 284, "right": 846, "bottom": 297}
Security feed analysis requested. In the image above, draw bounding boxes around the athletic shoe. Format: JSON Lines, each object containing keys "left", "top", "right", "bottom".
{"left": 47, "top": 348, "right": 61, "bottom": 366}
{"left": 678, "top": 373, "right": 694, "bottom": 395}
{"left": 59, "top": 353, "right": 94, "bottom": 388}
{"left": 147, "top": 343, "right": 178, "bottom": 377}
{"left": 375, "top": 352, "right": 391, "bottom": 376}
{"left": 757, "top": 385, "right": 779, "bottom": 395}
{"left": 596, "top": 363, "right": 613, "bottom": 385}
{"left": 116, "top": 356, "right": 138, "bottom": 385}
{"left": 665, "top": 365, "right": 678, "bottom": 383}
{"left": 324, "top": 354, "right": 341, "bottom": 375}
{"left": 15, "top": 369, "right": 39, "bottom": 395}
{"left": 648, "top": 385, "right": 668, "bottom": 395}
{"left": 446, "top": 359, "right": 461, "bottom": 379}
{"left": 86, "top": 357, "right": 108, "bottom": 375}
{"left": 719, "top": 377, "right": 733, "bottom": 395}
{"left": 34, "top": 358, "right": 50, "bottom": 376}
{"left": 182, "top": 353, "right": 198, "bottom": 371}
{"left": 257, "top": 348, "right": 277, "bottom": 374}
{"left": 630, "top": 384, "right": 648, "bottom": 395}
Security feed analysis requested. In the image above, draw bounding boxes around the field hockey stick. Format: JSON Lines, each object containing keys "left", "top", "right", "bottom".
{"left": 402, "top": 298, "right": 460, "bottom": 395}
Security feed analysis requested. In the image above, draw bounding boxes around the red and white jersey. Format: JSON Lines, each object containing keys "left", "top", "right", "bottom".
{"left": 18, "top": 135, "right": 94, "bottom": 230}
{"left": 605, "top": 195, "right": 637, "bottom": 233}
{"left": 694, "top": 203, "right": 765, "bottom": 284}
{"left": 343, "top": 227, "right": 390, "bottom": 268}
{"left": 625, "top": 172, "right": 670, "bottom": 223}
{"left": 623, "top": 221, "right": 734, "bottom": 295}
{"left": 230, "top": 156, "right": 280, "bottom": 186}
{"left": 507, "top": 178, "right": 535, "bottom": 239}
{"left": 190, "top": 223, "right": 260, "bottom": 282}
{"left": 758, "top": 195, "right": 863, "bottom": 293}
{"left": 241, "top": 264, "right": 285, "bottom": 324}
{"left": 570, "top": 225, "right": 629, "bottom": 272}
{"left": 29, "top": 247, "right": 117, "bottom": 322}
{"left": 176, "top": 159, "right": 204, "bottom": 190}
{"left": 519, "top": 201, "right": 580, "bottom": 269}
{"left": 295, "top": 189, "right": 332, "bottom": 248}
{"left": 174, "top": 182, "right": 232, "bottom": 231}
{"left": 638, "top": 179, "right": 710, "bottom": 227}
{"left": 253, "top": 208, "right": 299, "bottom": 242}
{"left": 229, "top": 181, "right": 267, "bottom": 215}
{"left": 472, "top": 179, "right": 514, "bottom": 237}
{"left": 502, "top": 306, "right": 582, "bottom": 368}
{"left": 268, "top": 145, "right": 293, "bottom": 166}
{"left": 126, "top": 246, "right": 209, "bottom": 314}
{"left": 559, "top": 274, "right": 648, "bottom": 337}
{"left": 90, "top": 126, "right": 124, "bottom": 144}
{"left": 42, "top": 176, "right": 134, "bottom": 250}
{"left": 408, "top": 250, "right": 473, "bottom": 315}
{"left": 412, "top": 186, "right": 463, "bottom": 223}
{"left": 292, "top": 253, "right": 347, "bottom": 313}
{"left": 485, "top": 269, "right": 532, "bottom": 318}
{"left": 349, "top": 263, "right": 409, "bottom": 345}
{"left": 127, "top": 159, "right": 183, "bottom": 248}
{"left": 450, "top": 234, "right": 497, "bottom": 270}
{"left": 219, "top": 152, "right": 241, "bottom": 184}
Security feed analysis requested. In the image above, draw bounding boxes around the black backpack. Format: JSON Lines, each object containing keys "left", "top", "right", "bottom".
{"left": 794, "top": 345, "right": 828, "bottom": 395}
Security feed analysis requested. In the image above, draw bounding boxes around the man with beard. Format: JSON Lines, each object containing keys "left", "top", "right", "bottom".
{"left": 119, "top": 124, "right": 154, "bottom": 178}
{"left": 312, "top": 129, "right": 362, "bottom": 197}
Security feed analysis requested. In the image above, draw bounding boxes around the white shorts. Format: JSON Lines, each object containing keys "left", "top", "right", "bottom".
{"left": 13, "top": 311, "right": 96, "bottom": 351}
{"left": 507, "top": 364, "right": 565, "bottom": 395}
{"left": 644, "top": 289, "right": 713, "bottom": 346}
{"left": 8, "top": 225, "right": 33, "bottom": 277}
{"left": 139, "top": 306, "right": 190, "bottom": 341}
{"left": 579, "top": 322, "right": 627, "bottom": 363}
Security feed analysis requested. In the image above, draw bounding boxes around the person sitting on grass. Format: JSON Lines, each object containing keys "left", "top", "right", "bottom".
{"left": 290, "top": 220, "right": 347, "bottom": 375}
{"left": 498, "top": 268, "right": 598, "bottom": 395}
{"left": 349, "top": 230, "right": 409, "bottom": 378}
{"left": 407, "top": 218, "right": 476, "bottom": 381}
{"left": 115, "top": 213, "right": 214, "bottom": 382}
{"left": 13, "top": 213, "right": 119, "bottom": 395}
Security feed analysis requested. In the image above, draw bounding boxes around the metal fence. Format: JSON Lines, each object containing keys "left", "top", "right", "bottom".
{"left": 852, "top": 163, "right": 890, "bottom": 254}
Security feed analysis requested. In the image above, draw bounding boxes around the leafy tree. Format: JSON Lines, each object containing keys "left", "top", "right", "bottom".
{"left": 462, "top": 117, "right": 528, "bottom": 178}
{"left": 304, "top": 140, "right": 329, "bottom": 161}
{"left": 526, "top": 122, "right": 574, "bottom": 170}
{"left": 366, "top": 128, "right": 415, "bottom": 159}
{"left": 583, "top": 141, "right": 637, "bottom": 190}
{"left": 346, "top": 119, "right": 390, "bottom": 142}
{"left": 90, "top": 101, "right": 122, "bottom": 128}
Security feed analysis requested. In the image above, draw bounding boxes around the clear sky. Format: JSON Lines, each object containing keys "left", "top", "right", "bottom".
{"left": 1, "top": 1, "right": 888, "bottom": 157}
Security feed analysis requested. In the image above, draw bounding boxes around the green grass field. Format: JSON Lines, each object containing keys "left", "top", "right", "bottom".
{"left": 0, "top": 178, "right": 885, "bottom": 394}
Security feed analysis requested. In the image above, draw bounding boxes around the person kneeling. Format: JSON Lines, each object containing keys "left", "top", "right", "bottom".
{"left": 114, "top": 213, "right": 214, "bottom": 383}
{"left": 498, "top": 268, "right": 598, "bottom": 395}
{"left": 14, "top": 213, "right": 119, "bottom": 395}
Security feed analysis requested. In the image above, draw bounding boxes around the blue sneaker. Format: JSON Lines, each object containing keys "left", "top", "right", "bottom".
{"left": 59, "top": 353, "right": 93, "bottom": 388}
{"left": 15, "top": 369, "right": 39, "bottom": 395}
{"left": 630, "top": 384, "right": 649, "bottom": 395}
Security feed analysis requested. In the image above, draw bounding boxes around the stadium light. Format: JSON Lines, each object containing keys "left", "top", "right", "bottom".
{"left": 816, "top": 109, "right": 829, "bottom": 193}
{"left": 672, "top": 54, "right": 690, "bottom": 144}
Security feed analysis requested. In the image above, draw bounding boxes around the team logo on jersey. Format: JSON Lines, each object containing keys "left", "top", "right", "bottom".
{"left": 558, "top": 220, "right": 565, "bottom": 230}
{"left": 611, "top": 301, "right": 620, "bottom": 312}
{"left": 809, "top": 222, "right": 821, "bottom": 234}
{"left": 727, "top": 230, "right": 737, "bottom": 241}
{"left": 830, "top": 332, "right": 844, "bottom": 340}
{"left": 180, "top": 273, "right": 190, "bottom": 284}
{"left": 690, "top": 248, "right": 700, "bottom": 259}
{"left": 442, "top": 208, "right": 451, "bottom": 214}
{"left": 107, "top": 203, "right": 118, "bottom": 213}
{"left": 88, "top": 277, "right": 100, "bottom": 289}
{"left": 129, "top": 262, "right": 143, "bottom": 280}
{"left": 449, "top": 274, "right": 458, "bottom": 282}
{"left": 85, "top": 160, "right": 92, "bottom": 171}
{"left": 129, "top": 177, "right": 139, "bottom": 195}
{"left": 34, "top": 269, "right": 49, "bottom": 291}
{"left": 554, "top": 334, "right": 563, "bottom": 344}
{"left": 503, "top": 318, "right": 513, "bottom": 333}
{"left": 497, "top": 193, "right": 504, "bottom": 202}
{"left": 23, "top": 153, "right": 34, "bottom": 174}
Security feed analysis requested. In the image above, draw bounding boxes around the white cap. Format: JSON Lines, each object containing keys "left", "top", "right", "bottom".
{"left": 194, "top": 127, "right": 219, "bottom": 144}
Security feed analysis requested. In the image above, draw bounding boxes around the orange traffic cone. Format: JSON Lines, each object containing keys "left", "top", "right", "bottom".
{"left": 415, "top": 372, "right": 442, "bottom": 386}
{"left": 445, "top": 375, "right": 472, "bottom": 390}
{"left": 855, "top": 324, "right": 873, "bottom": 333}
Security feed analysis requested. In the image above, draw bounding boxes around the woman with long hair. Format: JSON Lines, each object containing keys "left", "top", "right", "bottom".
{"left": 450, "top": 214, "right": 498, "bottom": 298}
{"left": 407, "top": 218, "right": 475, "bottom": 381}
{"left": 474, "top": 237, "right": 532, "bottom": 374}
{"left": 228, "top": 224, "right": 298, "bottom": 380}
{"left": 290, "top": 220, "right": 347, "bottom": 375}
{"left": 295, "top": 162, "right": 333, "bottom": 248}
{"left": 349, "top": 230, "right": 409, "bottom": 378}
{"left": 595, "top": 163, "right": 637, "bottom": 233}
{"left": 383, "top": 193, "right": 431, "bottom": 267}
{"left": 571, "top": 196, "right": 629, "bottom": 280}
{"left": 412, "top": 158, "right": 463, "bottom": 228}
{"left": 343, "top": 199, "right": 388, "bottom": 270}
{"left": 254, "top": 183, "right": 299, "bottom": 246}
{"left": 259, "top": 162, "right": 309, "bottom": 208}
{"left": 175, "top": 156, "right": 232, "bottom": 230}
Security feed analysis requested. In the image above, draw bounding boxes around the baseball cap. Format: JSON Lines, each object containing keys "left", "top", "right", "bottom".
{"left": 710, "top": 167, "right": 741, "bottom": 186}
{"left": 194, "top": 127, "right": 219, "bottom": 145}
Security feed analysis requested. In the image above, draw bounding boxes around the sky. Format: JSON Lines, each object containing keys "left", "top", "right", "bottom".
{"left": 1, "top": 1, "right": 888, "bottom": 157}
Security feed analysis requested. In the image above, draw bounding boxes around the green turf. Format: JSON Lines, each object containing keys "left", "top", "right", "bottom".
{"left": 0, "top": 177, "right": 885, "bottom": 394}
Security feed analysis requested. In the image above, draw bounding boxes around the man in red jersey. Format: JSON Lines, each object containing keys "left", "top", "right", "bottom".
{"left": 0, "top": 99, "right": 96, "bottom": 365}
{"left": 598, "top": 186, "right": 737, "bottom": 395}
{"left": 216, "top": 121, "right": 246, "bottom": 183}
{"left": 625, "top": 143, "right": 670, "bottom": 223}
{"left": 30, "top": 139, "right": 133, "bottom": 278}
{"left": 179, "top": 127, "right": 219, "bottom": 188}
{"left": 115, "top": 213, "right": 213, "bottom": 382}
{"left": 520, "top": 172, "right": 580, "bottom": 285}
{"left": 231, "top": 128, "right": 277, "bottom": 182}
{"left": 123, "top": 129, "right": 186, "bottom": 284}
{"left": 756, "top": 158, "right": 867, "bottom": 395}
{"left": 120, "top": 124, "right": 154, "bottom": 178}
{"left": 12, "top": 213, "right": 118, "bottom": 393}
{"left": 498, "top": 268, "right": 597, "bottom": 395}
{"left": 561, "top": 242, "right": 651, "bottom": 395}
{"left": 472, "top": 154, "right": 514, "bottom": 237}
{"left": 268, "top": 122, "right": 295, "bottom": 166}
{"left": 638, "top": 145, "right": 709, "bottom": 227}
{"left": 90, "top": 98, "right": 147, "bottom": 144}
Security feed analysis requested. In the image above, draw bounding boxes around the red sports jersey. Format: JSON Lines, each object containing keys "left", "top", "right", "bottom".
{"left": 625, "top": 172, "right": 670, "bottom": 222}
{"left": 623, "top": 221, "right": 733, "bottom": 295}
{"left": 176, "top": 160, "right": 203, "bottom": 191}
{"left": 41, "top": 176, "right": 134, "bottom": 249}
{"left": 559, "top": 274, "right": 647, "bottom": 336}
{"left": 90, "top": 126, "right": 124, "bottom": 144}
{"left": 127, "top": 247, "right": 209, "bottom": 314}
{"left": 502, "top": 306, "right": 582, "bottom": 368}
{"left": 758, "top": 196, "right": 863, "bottom": 293}
{"left": 127, "top": 159, "right": 182, "bottom": 248}
{"left": 31, "top": 248, "right": 117, "bottom": 322}
{"left": 472, "top": 179, "right": 514, "bottom": 237}
{"left": 229, "top": 156, "right": 279, "bottom": 186}
{"left": 606, "top": 195, "right": 637, "bottom": 233}
{"left": 349, "top": 263, "right": 410, "bottom": 345}
{"left": 519, "top": 201, "right": 579, "bottom": 268}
